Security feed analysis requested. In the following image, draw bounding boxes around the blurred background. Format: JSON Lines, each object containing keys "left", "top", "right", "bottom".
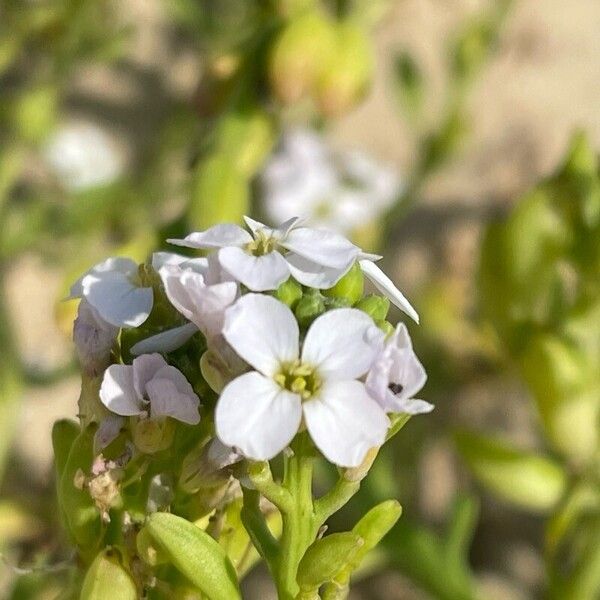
{"left": 1, "top": 0, "right": 600, "bottom": 598}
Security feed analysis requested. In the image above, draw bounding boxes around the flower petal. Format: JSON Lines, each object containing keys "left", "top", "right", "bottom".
{"left": 302, "top": 308, "right": 378, "bottom": 380}
{"left": 132, "top": 353, "right": 168, "bottom": 400}
{"left": 151, "top": 252, "right": 190, "bottom": 271}
{"left": 391, "top": 397, "right": 434, "bottom": 415}
{"left": 82, "top": 270, "right": 153, "bottom": 328}
{"left": 68, "top": 257, "right": 139, "bottom": 299}
{"left": 303, "top": 380, "right": 389, "bottom": 467}
{"left": 359, "top": 260, "right": 419, "bottom": 324}
{"left": 146, "top": 366, "right": 200, "bottom": 425}
{"left": 281, "top": 227, "right": 360, "bottom": 269}
{"left": 100, "top": 364, "right": 143, "bottom": 416}
{"left": 95, "top": 415, "right": 125, "bottom": 451}
{"left": 218, "top": 247, "right": 290, "bottom": 291}
{"left": 168, "top": 224, "right": 252, "bottom": 249}
{"left": 130, "top": 323, "right": 199, "bottom": 356}
{"left": 285, "top": 252, "right": 351, "bottom": 289}
{"left": 223, "top": 294, "right": 299, "bottom": 376}
{"left": 215, "top": 372, "right": 302, "bottom": 460}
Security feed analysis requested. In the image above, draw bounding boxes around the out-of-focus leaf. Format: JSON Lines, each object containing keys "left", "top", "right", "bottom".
{"left": 80, "top": 548, "right": 137, "bottom": 600}
{"left": 394, "top": 52, "right": 424, "bottom": 121}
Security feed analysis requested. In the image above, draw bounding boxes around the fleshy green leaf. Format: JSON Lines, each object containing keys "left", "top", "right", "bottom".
{"left": 80, "top": 548, "right": 137, "bottom": 599}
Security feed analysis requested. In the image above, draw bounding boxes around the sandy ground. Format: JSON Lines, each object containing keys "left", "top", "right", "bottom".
{"left": 4, "top": 0, "right": 600, "bottom": 597}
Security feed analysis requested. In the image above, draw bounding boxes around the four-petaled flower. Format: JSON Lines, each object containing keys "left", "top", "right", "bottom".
{"left": 100, "top": 353, "right": 200, "bottom": 425}
{"left": 215, "top": 294, "right": 390, "bottom": 467}
{"left": 366, "top": 324, "right": 432, "bottom": 415}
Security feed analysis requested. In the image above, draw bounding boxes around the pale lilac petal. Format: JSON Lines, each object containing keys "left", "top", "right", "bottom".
{"left": 68, "top": 257, "right": 138, "bottom": 299}
{"left": 132, "top": 353, "right": 168, "bottom": 400}
{"left": 303, "top": 380, "right": 389, "bottom": 467}
{"left": 130, "top": 323, "right": 199, "bottom": 356}
{"left": 146, "top": 367, "right": 200, "bottom": 425}
{"left": 168, "top": 224, "right": 251, "bottom": 249}
{"left": 359, "top": 259, "right": 419, "bottom": 324}
{"left": 100, "top": 364, "right": 143, "bottom": 416}
{"left": 206, "top": 438, "right": 242, "bottom": 470}
{"left": 285, "top": 252, "right": 351, "bottom": 289}
{"left": 223, "top": 294, "right": 299, "bottom": 376}
{"left": 215, "top": 372, "right": 302, "bottom": 460}
{"left": 391, "top": 397, "right": 434, "bottom": 415}
{"left": 95, "top": 415, "right": 124, "bottom": 450}
{"left": 218, "top": 247, "right": 290, "bottom": 291}
{"left": 281, "top": 227, "right": 360, "bottom": 269}
{"left": 82, "top": 270, "right": 152, "bottom": 328}
{"left": 302, "top": 309, "right": 378, "bottom": 380}
{"left": 151, "top": 252, "right": 189, "bottom": 271}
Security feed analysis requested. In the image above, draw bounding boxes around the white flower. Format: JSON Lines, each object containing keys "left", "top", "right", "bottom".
{"left": 168, "top": 216, "right": 370, "bottom": 291}
{"left": 73, "top": 299, "right": 119, "bottom": 376}
{"left": 44, "top": 120, "right": 125, "bottom": 191}
{"left": 261, "top": 129, "right": 401, "bottom": 234}
{"left": 366, "top": 323, "right": 433, "bottom": 415}
{"left": 69, "top": 257, "right": 153, "bottom": 328}
{"left": 100, "top": 353, "right": 200, "bottom": 425}
{"left": 215, "top": 294, "right": 389, "bottom": 467}
{"left": 130, "top": 255, "right": 239, "bottom": 358}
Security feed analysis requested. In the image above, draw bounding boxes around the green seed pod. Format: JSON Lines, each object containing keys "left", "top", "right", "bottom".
{"left": 269, "top": 10, "right": 336, "bottom": 104}
{"left": 297, "top": 532, "right": 364, "bottom": 590}
{"left": 295, "top": 292, "right": 326, "bottom": 327}
{"left": 322, "top": 262, "right": 364, "bottom": 305}
{"left": 355, "top": 295, "right": 390, "bottom": 321}
{"left": 81, "top": 548, "right": 137, "bottom": 600}
{"left": 351, "top": 500, "right": 402, "bottom": 560}
{"left": 275, "top": 278, "right": 303, "bottom": 309}
{"left": 315, "top": 21, "right": 373, "bottom": 117}
{"left": 143, "top": 512, "right": 241, "bottom": 600}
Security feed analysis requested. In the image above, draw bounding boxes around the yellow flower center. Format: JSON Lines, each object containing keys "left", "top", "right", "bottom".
{"left": 274, "top": 361, "right": 322, "bottom": 401}
{"left": 246, "top": 231, "right": 277, "bottom": 257}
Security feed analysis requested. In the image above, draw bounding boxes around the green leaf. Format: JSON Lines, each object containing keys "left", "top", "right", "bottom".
{"left": 455, "top": 430, "right": 567, "bottom": 512}
{"left": 143, "top": 512, "right": 241, "bottom": 600}
{"left": 80, "top": 548, "right": 137, "bottom": 600}
{"left": 393, "top": 52, "right": 424, "bottom": 121}
{"left": 52, "top": 420, "right": 80, "bottom": 482}
{"left": 297, "top": 532, "right": 364, "bottom": 590}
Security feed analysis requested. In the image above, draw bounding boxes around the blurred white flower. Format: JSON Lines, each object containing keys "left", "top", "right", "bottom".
{"left": 100, "top": 353, "right": 200, "bottom": 425}
{"left": 44, "top": 121, "right": 125, "bottom": 191}
{"left": 215, "top": 294, "right": 389, "bottom": 467}
{"left": 261, "top": 129, "right": 401, "bottom": 233}
{"left": 366, "top": 323, "right": 432, "bottom": 415}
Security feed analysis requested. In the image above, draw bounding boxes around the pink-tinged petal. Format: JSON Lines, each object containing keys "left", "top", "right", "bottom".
{"left": 68, "top": 257, "right": 138, "bottom": 299}
{"left": 132, "top": 353, "right": 168, "bottom": 399}
{"left": 223, "top": 294, "right": 299, "bottom": 377}
{"left": 130, "top": 323, "right": 199, "bottom": 356}
{"left": 218, "top": 247, "right": 290, "bottom": 291}
{"left": 215, "top": 372, "right": 302, "bottom": 460}
{"left": 302, "top": 309, "right": 378, "bottom": 380}
{"left": 359, "top": 259, "right": 419, "bottom": 324}
{"left": 285, "top": 253, "right": 352, "bottom": 289}
{"left": 168, "top": 224, "right": 252, "bottom": 249}
{"left": 280, "top": 227, "right": 360, "bottom": 269}
{"left": 303, "top": 380, "right": 389, "bottom": 468}
{"left": 145, "top": 368, "right": 200, "bottom": 425}
{"left": 82, "top": 270, "right": 153, "bottom": 328}
{"left": 100, "top": 364, "right": 143, "bottom": 416}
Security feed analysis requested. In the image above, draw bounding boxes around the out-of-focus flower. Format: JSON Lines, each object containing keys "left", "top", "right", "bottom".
{"left": 366, "top": 323, "right": 432, "bottom": 415}
{"left": 69, "top": 257, "right": 153, "bottom": 328}
{"left": 73, "top": 299, "right": 119, "bottom": 376}
{"left": 44, "top": 120, "right": 126, "bottom": 191}
{"left": 261, "top": 129, "right": 401, "bottom": 234}
{"left": 215, "top": 294, "right": 389, "bottom": 467}
{"left": 99, "top": 353, "right": 200, "bottom": 425}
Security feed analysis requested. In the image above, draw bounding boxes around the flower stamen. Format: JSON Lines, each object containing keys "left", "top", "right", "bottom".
{"left": 275, "top": 360, "right": 322, "bottom": 400}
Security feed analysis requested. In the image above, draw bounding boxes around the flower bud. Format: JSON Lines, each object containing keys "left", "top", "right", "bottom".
{"left": 322, "top": 262, "right": 364, "bottom": 305}
{"left": 131, "top": 417, "right": 176, "bottom": 455}
{"left": 269, "top": 11, "right": 336, "bottom": 104}
{"left": 295, "top": 292, "right": 326, "bottom": 327}
{"left": 315, "top": 22, "right": 373, "bottom": 117}
{"left": 355, "top": 294, "right": 390, "bottom": 321}
{"left": 376, "top": 319, "right": 395, "bottom": 337}
{"left": 275, "top": 278, "right": 303, "bottom": 308}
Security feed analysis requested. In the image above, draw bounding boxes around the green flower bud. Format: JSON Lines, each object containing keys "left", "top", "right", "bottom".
{"left": 275, "top": 278, "right": 303, "bottom": 309}
{"left": 315, "top": 22, "right": 373, "bottom": 117}
{"left": 355, "top": 295, "right": 390, "bottom": 321}
{"left": 322, "top": 262, "right": 364, "bottom": 305}
{"left": 376, "top": 319, "right": 395, "bottom": 337}
{"left": 295, "top": 292, "right": 325, "bottom": 327}
{"left": 131, "top": 417, "right": 176, "bottom": 454}
{"left": 269, "top": 11, "right": 336, "bottom": 105}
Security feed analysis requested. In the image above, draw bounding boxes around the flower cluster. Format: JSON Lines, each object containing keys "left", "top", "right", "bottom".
{"left": 71, "top": 216, "right": 430, "bottom": 471}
